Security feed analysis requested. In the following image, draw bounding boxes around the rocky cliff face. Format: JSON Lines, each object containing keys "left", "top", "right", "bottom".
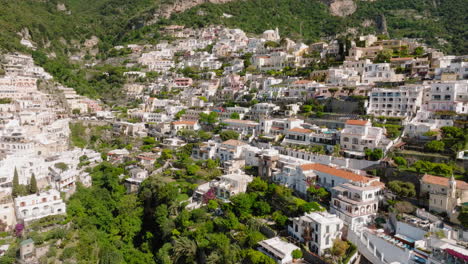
{"left": 328, "top": 0, "right": 357, "bottom": 16}
{"left": 151, "top": 0, "right": 359, "bottom": 22}
{"left": 148, "top": 0, "right": 236, "bottom": 24}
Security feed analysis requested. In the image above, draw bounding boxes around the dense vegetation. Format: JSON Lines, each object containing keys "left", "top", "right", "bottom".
{"left": 0, "top": 0, "right": 466, "bottom": 100}
{"left": 167, "top": 0, "right": 468, "bottom": 54}
{"left": 62, "top": 153, "right": 324, "bottom": 263}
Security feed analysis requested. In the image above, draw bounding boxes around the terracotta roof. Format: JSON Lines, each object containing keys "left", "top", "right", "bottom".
{"left": 421, "top": 174, "right": 468, "bottom": 190}
{"left": 390, "top": 57, "right": 414, "bottom": 61}
{"left": 222, "top": 139, "right": 247, "bottom": 147}
{"left": 137, "top": 155, "right": 156, "bottom": 161}
{"left": 346, "top": 120, "right": 369, "bottom": 126}
{"left": 172, "top": 120, "right": 197, "bottom": 126}
{"left": 224, "top": 119, "right": 257, "bottom": 124}
{"left": 293, "top": 80, "right": 312, "bottom": 84}
{"left": 370, "top": 181, "right": 385, "bottom": 188}
{"left": 288, "top": 127, "right": 312, "bottom": 134}
{"left": 300, "top": 163, "right": 372, "bottom": 183}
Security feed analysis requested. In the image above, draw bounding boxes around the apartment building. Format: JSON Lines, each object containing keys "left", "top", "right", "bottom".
{"left": 367, "top": 85, "right": 425, "bottom": 117}
{"left": 288, "top": 211, "right": 344, "bottom": 256}
{"left": 340, "top": 120, "right": 392, "bottom": 157}
{"left": 14, "top": 190, "right": 66, "bottom": 223}
{"left": 426, "top": 81, "right": 468, "bottom": 113}
{"left": 331, "top": 182, "right": 384, "bottom": 226}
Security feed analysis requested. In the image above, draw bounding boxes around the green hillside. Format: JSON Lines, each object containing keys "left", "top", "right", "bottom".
{"left": 0, "top": 0, "right": 159, "bottom": 53}
{"left": 165, "top": 0, "right": 468, "bottom": 54}
{"left": 0, "top": 0, "right": 466, "bottom": 100}
{"left": 0, "top": 0, "right": 466, "bottom": 55}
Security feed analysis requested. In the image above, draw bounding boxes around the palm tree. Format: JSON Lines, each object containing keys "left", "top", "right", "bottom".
{"left": 328, "top": 87, "right": 340, "bottom": 98}
{"left": 172, "top": 237, "right": 197, "bottom": 264}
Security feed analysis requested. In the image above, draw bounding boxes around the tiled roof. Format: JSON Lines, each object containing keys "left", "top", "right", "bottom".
{"left": 346, "top": 120, "right": 368, "bottom": 126}
{"left": 172, "top": 120, "right": 197, "bottom": 125}
{"left": 421, "top": 174, "right": 468, "bottom": 190}
{"left": 288, "top": 127, "right": 312, "bottom": 134}
{"left": 300, "top": 163, "right": 372, "bottom": 183}
{"left": 293, "top": 80, "right": 312, "bottom": 84}
{"left": 222, "top": 139, "right": 247, "bottom": 146}
{"left": 390, "top": 57, "right": 414, "bottom": 61}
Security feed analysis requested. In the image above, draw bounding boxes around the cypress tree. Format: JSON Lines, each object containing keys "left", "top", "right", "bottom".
{"left": 12, "top": 167, "right": 19, "bottom": 197}
{"left": 29, "top": 173, "right": 38, "bottom": 194}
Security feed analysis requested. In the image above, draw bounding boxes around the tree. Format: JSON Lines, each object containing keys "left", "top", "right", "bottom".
{"left": 175, "top": 109, "right": 186, "bottom": 120}
{"left": 199, "top": 112, "right": 218, "bottom": 125}
{"left": 248, "top": 177, "right": 268, "bottom": 193}
{"left": 72, "top": 108, "right": 81, "bottom": 115}
{"left": 12, "top": 167, "right": 19, "bottom": 197}
{"left": 220, "top": 130, "right": 239, "bottom": 141}
{"left": 291, "top": 249, "right": 303, "bottom": 260}
{"left": 307, "top": 186, "right": 330, "bottom": 201}
{"left": 331, "top": 144, "right": 341, "bottom": 157}
{"left": 253, "top": 201, "right": 271, "bottom": 216}
{"left": 413, "top": 46, "right": 425, "bottom": 57}
{"left": 161, "top": 149, "right": 173, "bottom": 160}
{"left": 458, "top": 205, "right": 468, "bottom": 228}
{"left": 301, "top": 105, "right": 312, "bottom": 113}
{"left": 29, "top": 173, "right": 38, "bottom": 194}
{"left": 343, "top": 86, "right": 356, "bottom": 96}
{"left": 393, "top": 157, "right": 407, "bottom": 167}
{"left": 244, "top": 249, "right": 276, "bottom": 264}
{"left": 230, "top": 112, "right": 240, "bottom": 119}
{"left": 329, "top": 239, "right": 349, "bottom": 263}
{"left": 374, "top": 49, "right": 393, "bottom": 63}
{"left": 328, "top": 88, "right": 339, "bottom": 97}
{"left": 388, "top": 181, "right": 416, "bottom": 197}
{"left": 172, "top": 236, "right": 197, "bottom": 263}
{"left": 394, "top": 201, "right": 415, "bottom": 214}
{"left": 365, "top": 149, "right": 383, "bottom": 161}
{"left": 425, "top": 140, "right": 445, "bottom": 152}
{"left": 310, "top": 145, "right": 325, "bottom": 154}
{"left": 54, "top": 162, "right": 69, "bottom": 171}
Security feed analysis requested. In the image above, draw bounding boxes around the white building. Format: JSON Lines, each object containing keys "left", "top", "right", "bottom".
{"left": 14, "top": 189, "right": 66, "bottom": 223}
{"left": 0, "top": 77, "right": 37, "bottom": 99}
{"left": 340, "top": 120, "right": 393, "bottom": 157}
{"left": 367, "top": 85, "right": 425, "bottom": 117}
{"left": 217, "top": 139, "right": 247, "bottom": 162}
{"left": 257, "top": 237, "right": 300, "bottom": 264}
{"left": 249, "top": 103, "right": 280, "bottom": 118}
{"left": 361, "top": 63, "right": 404, "bottom": 84}
{"left": 404, "top": 111, "right": 453, "bottom": 138}
{"left": 426, "top": 81, "right": 468, "bottom": 113}
{"left": 331, "top": 181, "right": 384, "bottom": 226}
{"left": 0, "top": 193, "right": 16, "bottom": 230}
{"left": 210, "top": 172, "right": 253, "bottom": 201}
{"left": 288, "top": 211, "right": 344, "bottom": 256}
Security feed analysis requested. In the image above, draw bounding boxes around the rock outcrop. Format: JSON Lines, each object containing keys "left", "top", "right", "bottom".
{"left": 327, "top": 0, "right": 357, "bottom": 17}
{"left": 148, "top": 0, "right": 236, "bottom": 24}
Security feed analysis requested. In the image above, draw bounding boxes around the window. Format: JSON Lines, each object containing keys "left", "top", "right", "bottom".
{"left": 326, "top": 225, "right": 330, "bottom": 233}
{"left": 295, "top": 223, "right": 298, "bottom": 232}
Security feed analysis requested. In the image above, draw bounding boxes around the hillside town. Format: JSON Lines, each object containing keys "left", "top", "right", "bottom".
{"left": 0, "top": 25, "right": 467, "bottom": 264}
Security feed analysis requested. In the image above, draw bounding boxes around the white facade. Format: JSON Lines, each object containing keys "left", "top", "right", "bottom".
{"left": 361, "top": 63, "right": 404, "bottom": 84}
{"left": 340, "top": 120, "right": 392, "bottom": 155}
{"left": 288, "top": 211, "right": 343, "bottom": 256}
{"left": 14, "top": 190, "right": 66, "bottom": 223}
{"left": 330, "top": 182, "right": 383, "bottom": 226}
{"left": 210, "top": 172, "right": 253, "bottom": 201}
{"left": 258, "top": 237, "right": 300, "bottom": 264}
{"left": 426, "top": 81, "right": 468, "bottom": 113}
{"left": 367, "top": 85, "right": 425, "bottom": 117}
